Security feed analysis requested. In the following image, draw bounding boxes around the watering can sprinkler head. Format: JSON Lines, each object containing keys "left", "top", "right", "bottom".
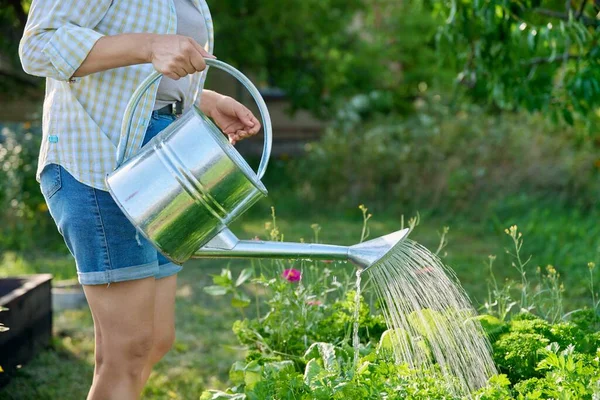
{"left": 347, "top": 228, "right": 411, "bottom": 271}
{"left": 192, "top": 227, "right": 411, "bottom": 271}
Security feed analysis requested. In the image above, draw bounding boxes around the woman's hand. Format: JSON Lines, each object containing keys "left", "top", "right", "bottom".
{"left": 201, "top": 91, "right": 261, "bottom": 145}
{"left": 149, "top": 34, "right": 215, "bottom": 80}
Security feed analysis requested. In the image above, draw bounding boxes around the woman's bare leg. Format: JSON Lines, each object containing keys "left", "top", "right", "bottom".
{"left": 83, "top": 277, "right": 156, "bottom": 400}
{"left": 88, "top": 302, "right": 103, "bottom": 395}
{"left": 140, "top": 274, "right": 178, "bottom": 385}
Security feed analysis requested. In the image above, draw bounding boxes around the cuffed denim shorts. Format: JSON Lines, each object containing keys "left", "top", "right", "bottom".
{"left": 40, "top": 112, "right": 182, "bottom": 285}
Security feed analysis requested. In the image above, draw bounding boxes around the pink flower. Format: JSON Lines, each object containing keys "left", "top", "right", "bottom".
{"left": 306, "top": 299, "right": 322, "bottom": 306}
{"left": 282, "top": 268, "right": 301, "bottom": 282}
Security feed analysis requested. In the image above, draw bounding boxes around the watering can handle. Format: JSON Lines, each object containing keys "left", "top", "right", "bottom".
{"left": 117, "top": 59, "right": 273, "bottom": 180}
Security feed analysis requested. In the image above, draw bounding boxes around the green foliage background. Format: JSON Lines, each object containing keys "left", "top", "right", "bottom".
{"left": 1, "top": 1, "right": 600, "bottom": 396}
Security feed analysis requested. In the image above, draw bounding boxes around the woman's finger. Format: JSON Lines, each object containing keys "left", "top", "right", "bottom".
{"left": 167, "top": 66, "right": 187, "bottom": 80}
{"left": 248, "top": 117, "right": 261, "bottom": 134}
{"left": 236, "top": 106, "right": 256, "bottom": 127}
{"left": 181, "top": 61, "right": 196, "bottom": 76}
{"left": 189, "top": 51, "right": 206, "bottom": 73}
{"left": 191, "top": 40, "right": 217, "bottom": 60}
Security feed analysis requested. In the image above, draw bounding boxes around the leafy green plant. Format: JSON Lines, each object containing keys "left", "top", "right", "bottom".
{"left": 514, "top": 343, "right": 600, "bottom": 398}
{"left": 201, "top": 212, "right": 600, "bottom": 399}
{"left": 203, "top": 267, "right": 253, "bottom": 317}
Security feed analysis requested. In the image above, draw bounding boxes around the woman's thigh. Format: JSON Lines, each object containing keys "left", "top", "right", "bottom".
{"left": 83, "top": 277, "right": 156, "bottom": 358}
{"left": 40, "top": 164, "right": 161, "bottom": 285}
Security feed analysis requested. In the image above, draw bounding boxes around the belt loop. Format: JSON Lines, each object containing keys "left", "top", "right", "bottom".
{"left": 175, "top": 100, "right": 183, "bottom": 116}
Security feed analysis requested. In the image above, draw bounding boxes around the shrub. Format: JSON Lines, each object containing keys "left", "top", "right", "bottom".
{"left": 294, "top": 98, "right": 600, "bottom": 211}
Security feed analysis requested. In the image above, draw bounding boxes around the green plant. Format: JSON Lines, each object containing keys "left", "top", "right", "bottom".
{"left": 514, "top": 343, "right": 600, "bottom": 398}
{"left": 203, "top": 268, "right": 253, "bottom": 318}
{"left": 200, "top": 210, "right": 600, "bottom": 399}
{"left": 0, "top": 123, "right": 63, "bottom": 251}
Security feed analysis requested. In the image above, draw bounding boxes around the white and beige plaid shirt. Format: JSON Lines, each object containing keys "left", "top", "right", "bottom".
{"left": 19, "top": 0, "right": 214, "bottom": 190}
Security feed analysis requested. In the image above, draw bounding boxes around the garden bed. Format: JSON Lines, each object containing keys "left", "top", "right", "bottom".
{"left": 0, "top": 274, "right": 53, "bottom": 388}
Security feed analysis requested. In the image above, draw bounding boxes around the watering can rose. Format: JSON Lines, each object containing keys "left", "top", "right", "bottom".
{"left": 282, "top": 268, "right": 301, "bottom": 282}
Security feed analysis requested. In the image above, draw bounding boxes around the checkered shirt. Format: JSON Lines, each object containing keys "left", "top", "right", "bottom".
{"left": 19, "top": 0, "right": 214, "bottom": 190}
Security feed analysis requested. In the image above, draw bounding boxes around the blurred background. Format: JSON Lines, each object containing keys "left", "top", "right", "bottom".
{"left": 1, "top": 0, "right": 599, "bottom": 398}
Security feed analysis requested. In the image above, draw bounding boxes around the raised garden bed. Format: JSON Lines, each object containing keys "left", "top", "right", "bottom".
{"left": 0, "top": 274, "right": 53, "bottom": 388}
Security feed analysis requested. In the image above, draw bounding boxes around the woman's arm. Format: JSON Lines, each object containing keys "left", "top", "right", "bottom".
{"left": 19, "top": 0, "right": 112, "bottom": 81}
{"left": 73, "top": 34, "right": 214, "bottom": 80}
{"left": 19, "top": 0, "right": 213, "bottom": 81}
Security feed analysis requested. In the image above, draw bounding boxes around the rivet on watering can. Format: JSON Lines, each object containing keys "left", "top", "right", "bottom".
{"left": 48, "top": 135, "right": 58, "bottom": 143}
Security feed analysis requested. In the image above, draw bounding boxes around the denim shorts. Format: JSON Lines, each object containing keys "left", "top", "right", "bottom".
{"left": 40, "top": 112, "right": 182, "bottom": 285}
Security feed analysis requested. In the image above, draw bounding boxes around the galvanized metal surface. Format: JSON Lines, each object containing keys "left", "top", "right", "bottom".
{"left": 193, "top": 228, "right": 412, "bottom": 270}
{"left": 107, "top": 60, "right": 272, "bottom": 265}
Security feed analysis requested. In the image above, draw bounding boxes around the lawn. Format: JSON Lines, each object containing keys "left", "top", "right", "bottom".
{"left": 0, "top": 195, "right": 598, "bottom": 399}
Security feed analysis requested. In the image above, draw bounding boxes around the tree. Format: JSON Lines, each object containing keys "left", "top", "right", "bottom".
{"left": 434, "top": 0, "right": 600, "bottom": 129}
{"left": 0, "top": 0, "right": 38, "bottom": 94}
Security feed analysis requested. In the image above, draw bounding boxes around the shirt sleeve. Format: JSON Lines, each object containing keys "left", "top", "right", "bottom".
{"left": 19, "top": 0, "right": 112, "bottom": 81}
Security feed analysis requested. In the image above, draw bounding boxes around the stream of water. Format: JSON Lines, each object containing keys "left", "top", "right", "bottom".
{"left": 352, "top": 269, "right": 362, "bottom": 369}
{"left": 360, "top": 238, "right": 496, "bottom": 396}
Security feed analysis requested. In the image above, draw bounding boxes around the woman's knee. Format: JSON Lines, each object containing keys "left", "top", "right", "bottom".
{"left": 101, "top": 327, "right": 155, "bottom": 372}
{"left": 124, "top": 328, "right": 155, "bottom": 361}
{"left": 149, "top": 328, "right": 175, "bottom": 363}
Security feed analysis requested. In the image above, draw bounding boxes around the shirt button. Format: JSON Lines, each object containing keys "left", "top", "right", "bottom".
{"left": 48, "top": 135, "right": 59, "bottom": 143}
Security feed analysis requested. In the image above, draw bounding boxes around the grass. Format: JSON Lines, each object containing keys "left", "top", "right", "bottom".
{"left": 0, "top": 194, "right": 599, "bottom": 399}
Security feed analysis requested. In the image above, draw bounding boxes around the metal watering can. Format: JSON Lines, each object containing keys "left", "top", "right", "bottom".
{"left": 107, "top": 59, "right": 410, "bottom": 271}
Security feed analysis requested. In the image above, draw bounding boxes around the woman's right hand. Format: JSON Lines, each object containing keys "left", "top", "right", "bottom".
{"left": 148, "top": 34, "right": 215, "bottom": 80}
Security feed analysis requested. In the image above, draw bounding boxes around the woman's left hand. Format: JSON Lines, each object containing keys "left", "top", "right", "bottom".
{"left": 210, "top": 95, "right": 261, "bottom": 145}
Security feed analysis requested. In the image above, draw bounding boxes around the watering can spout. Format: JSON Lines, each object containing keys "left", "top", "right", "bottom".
{"left": 347, "top": 228, "right": 410, "bottom": 270}
{"left": 192, "top": 227, "right": 411, "bottom": 270}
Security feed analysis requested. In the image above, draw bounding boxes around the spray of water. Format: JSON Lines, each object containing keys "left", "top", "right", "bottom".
{"left": 366, "top": 238, "right": 496, "bottom": 396}
{"left": 352, "top": 269, "right": 362, "bottom": 369}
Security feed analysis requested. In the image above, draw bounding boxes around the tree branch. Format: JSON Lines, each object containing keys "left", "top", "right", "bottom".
{"left": 521, "top": 54, "right": 582, "bottom": 66}
{"left": 534, "top": 8, "right": 598, "bottom": 26}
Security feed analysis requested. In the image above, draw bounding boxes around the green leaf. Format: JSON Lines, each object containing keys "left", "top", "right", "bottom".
{"left": 213, "top": 268, "right": 233, "bottom": 286}
{"left": 235, "top": 268, "right": 253, "bottom": 287}
{"left": 303, "top": 359, "right": 324, "bottom": 387}
{"left": 229, "top": 361, "right": 246, "bottom": 385}
{"left": 377, "top": 328, "right": 410, "bottom": 353}
{"left": 304, "top": 342, "right": 338, "bottom": 372}
{"left": 473, "top": 314, "right": 508, "bottom": 337}
{"left": 243, "top": 361, "right": 262, "bottom": 389}
{"left": 263, "top": 360, "right": 295, "bottom": 375}
{"left": 562, "top": 108, "right": 574, "bottom": 125}
{"left": 231, "top": 291, "right": 251, "bottom": 308}
{"left": 204, "top": 285, "right": 229, "bottom": 296}
{"left": 199, "top": 390, "right": 246, "bottom": 400}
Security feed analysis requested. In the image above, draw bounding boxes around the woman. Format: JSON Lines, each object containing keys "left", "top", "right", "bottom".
{"left": 19, "top": 1, "right": 260, "bottom": 398}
